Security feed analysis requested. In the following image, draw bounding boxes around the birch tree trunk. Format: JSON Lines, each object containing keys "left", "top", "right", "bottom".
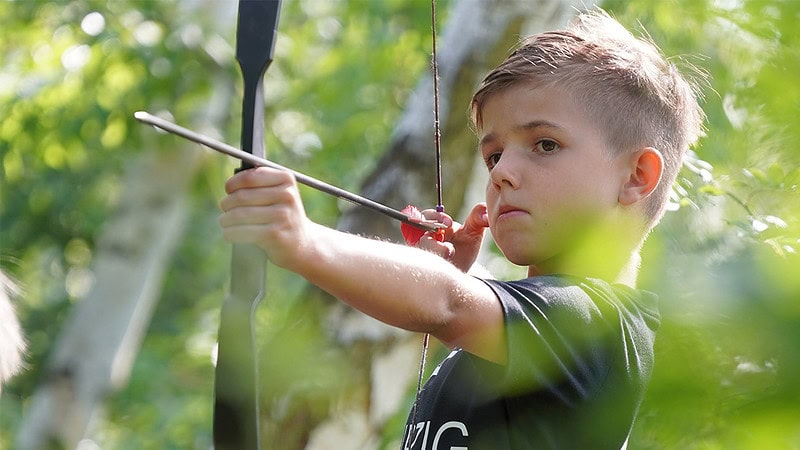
{"left": 260, "top": 1, "right": 589, "bottom": 449}
{"left": 15, "top": 79, "right": 235, "bottom": 449}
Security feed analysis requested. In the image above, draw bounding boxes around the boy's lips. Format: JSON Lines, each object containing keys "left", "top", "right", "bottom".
{"left": 496, "top": 204, "right": 528, "bottom": 221}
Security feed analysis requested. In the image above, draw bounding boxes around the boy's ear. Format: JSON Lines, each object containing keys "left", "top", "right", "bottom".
{"left": 618, "top": 147, "right": 663, "bottom": 206}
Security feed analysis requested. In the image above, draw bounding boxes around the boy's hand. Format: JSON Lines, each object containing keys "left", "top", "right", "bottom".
{"left": 219, "top": 167, "right": 313, "bottom": 270}
{"left": 417, "top": 203, "right": 489, "bottom": 273}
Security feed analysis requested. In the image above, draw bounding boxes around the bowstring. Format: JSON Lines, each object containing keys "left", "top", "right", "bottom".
{"left": 431, "top": 0, "right": 444, "bottom": 214}
{"left": 410, "top": 0, "right": 443, "bottom": 434}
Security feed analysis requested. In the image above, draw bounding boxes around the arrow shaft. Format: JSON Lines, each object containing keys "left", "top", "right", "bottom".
{"left": 134, "top": 112, "right": 442, "bottom": 233}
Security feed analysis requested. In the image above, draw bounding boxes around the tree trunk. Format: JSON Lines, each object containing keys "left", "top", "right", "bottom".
{"left": 15, "top": 75, "right": 235, "bottom": 449}
{"left": 261, "top": 1, "right": 589, "bottom": 449}
{"left": 14, "top": 146, "right": 199, "bottom": 449}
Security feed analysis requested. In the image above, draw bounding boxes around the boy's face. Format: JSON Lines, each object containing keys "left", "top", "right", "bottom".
{"left": 477, "top": 82, "right": 632, "bottom": 272}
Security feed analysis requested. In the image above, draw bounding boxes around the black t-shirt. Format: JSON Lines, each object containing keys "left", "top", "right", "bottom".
{"left": 401, "top": 275, "right": 660, "bottom": 450}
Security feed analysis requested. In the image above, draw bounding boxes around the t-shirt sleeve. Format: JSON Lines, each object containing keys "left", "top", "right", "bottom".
{"left": 481, "top": 276, "right": 623, "bottom": 405}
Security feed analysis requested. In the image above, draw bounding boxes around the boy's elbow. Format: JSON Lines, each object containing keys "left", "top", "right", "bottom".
{"left": 432, "top": 276, "right": 506, "bottom": 363}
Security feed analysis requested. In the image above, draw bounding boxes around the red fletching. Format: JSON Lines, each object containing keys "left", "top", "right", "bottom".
{"left": 400, "top": 205, "right": 426, "bottom": 245}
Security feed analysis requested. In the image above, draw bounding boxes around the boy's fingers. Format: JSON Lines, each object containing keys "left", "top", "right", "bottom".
{"left": 221, "top": 167, "right": 298, "bottom": 212}
{"left": 418, "top": 235, "right": 455, "bottom": 258}
{"left": 219, "top": 205, "right": 282, "bottom": 227}
{"left": 461, "top": 203, "right": 489, "bottom": 236}
{"left": 219, "top": 183, "right": 297, "bottom": 212}
{"left": 420, "top": 209, "right": 453, "bottom": 228}
{"left": 224, "top": 166, "right": 294, "bottom": 194}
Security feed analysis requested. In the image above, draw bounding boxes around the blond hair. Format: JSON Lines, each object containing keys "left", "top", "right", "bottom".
{"left": 471, "top": 9, "right": 705, "bottom": 228}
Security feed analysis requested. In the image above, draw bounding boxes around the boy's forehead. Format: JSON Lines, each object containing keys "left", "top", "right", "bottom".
{"left": 475, "top": 82, "right": 615, "bottom": 150}
{"left": 477, "top": 82, "right": 575, "bottom": 126}
{"left": 480, "top": 80, "right": 564, "bottom": 108}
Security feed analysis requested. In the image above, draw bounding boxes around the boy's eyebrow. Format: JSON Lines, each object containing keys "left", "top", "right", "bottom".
{"left": 479, "top": 120, "right": 565, "bottom": 147}
{"left": 518, "top": 120, "right": 564, "bottom": 132}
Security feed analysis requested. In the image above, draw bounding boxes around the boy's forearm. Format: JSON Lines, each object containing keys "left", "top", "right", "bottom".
{"left": 288, "top": 222, "right": 480, "bottom": 335}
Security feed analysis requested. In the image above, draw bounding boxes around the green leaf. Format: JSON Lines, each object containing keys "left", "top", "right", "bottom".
{"left": 699, "top": 184, "right": 727, "bottom": 196}
{"left": 768, "top": 163, "right": 784, "bottom": 185}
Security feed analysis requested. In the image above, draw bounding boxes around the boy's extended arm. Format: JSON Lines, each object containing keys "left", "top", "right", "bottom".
{"left": 220, "top": 167, "right": 505, "bottom": 363}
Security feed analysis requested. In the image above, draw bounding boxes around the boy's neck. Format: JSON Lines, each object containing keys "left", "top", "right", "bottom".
{"left": 527, "top": 251, "right": 640, "bottom": 287}
{"left": 526, "top": 216, "right": 645, "bottom": 287}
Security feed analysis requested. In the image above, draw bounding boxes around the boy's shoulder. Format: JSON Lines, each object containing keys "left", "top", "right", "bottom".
{"left": 486, "top": 274, "right": 657, "bottom": 304}
{"left": 483, "top": 274, "right": 660, "bottom": 331}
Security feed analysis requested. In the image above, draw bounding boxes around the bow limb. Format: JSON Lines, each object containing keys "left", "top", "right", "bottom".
{"left": 213, "top": 1, "right": 281, "bottom": 449}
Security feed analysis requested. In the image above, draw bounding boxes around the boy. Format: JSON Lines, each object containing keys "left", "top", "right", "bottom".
{"left": 219, "top": 9, "right": 704, "bottom": 450}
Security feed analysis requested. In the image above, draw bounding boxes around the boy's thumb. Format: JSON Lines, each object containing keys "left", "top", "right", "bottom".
{"left": 462, "top": 203, "right": 489, "bottom": 236}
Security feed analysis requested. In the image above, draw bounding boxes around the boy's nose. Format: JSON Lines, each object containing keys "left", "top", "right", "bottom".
{"left": 489, "top": 151, "right": 520, "bottom": 190}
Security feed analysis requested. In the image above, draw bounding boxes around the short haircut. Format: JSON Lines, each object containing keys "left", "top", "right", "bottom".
{"left": 471, "top": 9, "right": 706, "bottom": 229}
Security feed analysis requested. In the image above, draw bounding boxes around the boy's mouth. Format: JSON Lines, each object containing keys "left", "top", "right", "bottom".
{"left": 497, "top": 204, "right": 528, "bottom": 220}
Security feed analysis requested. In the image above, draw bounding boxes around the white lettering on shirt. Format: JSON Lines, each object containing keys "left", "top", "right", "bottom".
{"left": 404, "top": 420, "right": 469, "bottom": 450}
{"left": 432, "top": 421, "right": 468, "bottom": 450}
{"left": 403, "top": 421, "right": 430, "bottom": 450}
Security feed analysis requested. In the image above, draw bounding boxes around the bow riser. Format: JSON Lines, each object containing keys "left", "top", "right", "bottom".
{"left": 213, "top": 2, "right": 282, "bottom": 449}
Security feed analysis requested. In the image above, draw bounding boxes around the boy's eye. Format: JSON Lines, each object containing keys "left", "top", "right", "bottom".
{"left": 484, "top": 152, "right": 502, "bottom": 170}
{"left": 535, "top": 139, "right": 560, "bottom": 153}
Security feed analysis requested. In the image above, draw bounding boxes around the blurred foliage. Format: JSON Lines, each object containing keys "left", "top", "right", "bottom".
{"left": 1, "top": 0, "right": 446, "bottom": 448}
{"left": 1, "top": 0, "right": 798, "bottom": 449}
{"left": 602, "top": 0, "right": 800, "bottom": 448}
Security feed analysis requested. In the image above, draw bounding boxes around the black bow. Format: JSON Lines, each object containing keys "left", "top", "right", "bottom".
{"left": 212, "top": 1, "right": 281, "bottom": 449}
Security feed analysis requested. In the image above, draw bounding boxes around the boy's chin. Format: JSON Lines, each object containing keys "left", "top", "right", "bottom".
{"left": 497, "top": 246, "right": 548, "bottom": 269}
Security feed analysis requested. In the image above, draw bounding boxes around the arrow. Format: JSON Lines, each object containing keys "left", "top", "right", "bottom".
{"left": 134, "top": 111, "right": 443, "bottom": 233}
